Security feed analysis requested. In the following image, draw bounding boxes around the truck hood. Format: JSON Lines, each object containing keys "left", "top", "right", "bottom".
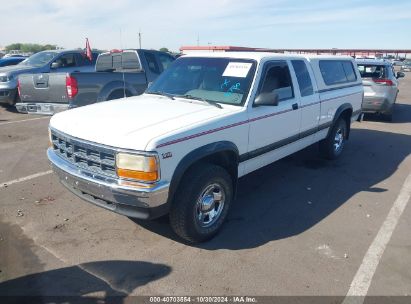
{"left": 50, "top": 94, "right": 238, "bottom": 151}
{"left": 0, "top": 65, "right": 38, "bottom": 76}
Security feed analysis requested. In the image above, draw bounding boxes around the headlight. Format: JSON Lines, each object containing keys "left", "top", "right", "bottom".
{"left": 116, "top": 153, "right": 159, "bottom": 182}
{"left": 0, "top": 75, "right": 10, "bottom": 82}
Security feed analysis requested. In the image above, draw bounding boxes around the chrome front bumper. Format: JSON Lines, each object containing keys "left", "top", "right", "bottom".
{"left": 16, "top": 103, "right": 69, "bottom": 115}
{"left": 48, "top": 148, "right": 170, "bottom": 219}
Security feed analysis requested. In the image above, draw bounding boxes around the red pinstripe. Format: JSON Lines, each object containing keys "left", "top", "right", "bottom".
{"left": 156, "top": 92, "right": 360, "bottom": 148}
{"left": 156, "top": 109, "right": 293, "bottom": 148}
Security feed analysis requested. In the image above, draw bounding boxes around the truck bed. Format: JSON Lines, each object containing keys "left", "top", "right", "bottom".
{"left": 17, "top": 71, "right": 148, "bottom": 115}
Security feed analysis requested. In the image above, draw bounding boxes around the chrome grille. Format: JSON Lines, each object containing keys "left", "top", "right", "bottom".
{"left": 51, "top": 130, "right": 116, "bottom": 177}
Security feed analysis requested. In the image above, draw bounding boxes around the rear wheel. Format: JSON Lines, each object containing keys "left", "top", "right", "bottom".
{"left": 169, "top": 163, "right": 233, "bottom": 243}
{"left": 319, "top": 118, "right": 348, "bottom": 160}
{"left": 10, "top": 92, "right": 20, "bottom": 106}
{"left": 382, "top": 104, "right": 394, "bottom": 122}
{"left": 107, "top": 90, "right": 130, "bottom": 101}
{"left": 383, "top": 112, "right": 393, "bottom": 122}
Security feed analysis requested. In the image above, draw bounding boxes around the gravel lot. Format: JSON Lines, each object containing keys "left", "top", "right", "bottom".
{"left": 0, "top": 74, "right": 410, "bottom": 302}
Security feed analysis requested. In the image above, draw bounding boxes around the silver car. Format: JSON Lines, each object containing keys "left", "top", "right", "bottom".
{"left": 356, "top": 59, "right": 405, "bottom": 121}
{"left": 401, "top": 61, "right": 411, "bottom": 72}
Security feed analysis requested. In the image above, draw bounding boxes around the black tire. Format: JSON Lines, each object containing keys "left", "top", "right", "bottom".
{"left": 319, "top": 118, "right": 348, "bottom": 160}
{"left": 107, "top": 90, "right": 130, "bottom": 101}
{"left": 382, "top": 112, "right": 393, "bottom": 122}
{"left": 169, "top": 163, "right": 233, "bottom": 243}
{"left": 10, "top": 92, "right": 20, "bottom": 106}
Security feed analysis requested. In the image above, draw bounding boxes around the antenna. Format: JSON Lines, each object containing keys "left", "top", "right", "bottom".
{"left": 138, "top": 30, "right": 142, "bottom": 49}
{"left": 119, "top": 27, "right": 126, "bottom": 99}
{"left": 120, "top": 27, "right": 123, "bottom": 49}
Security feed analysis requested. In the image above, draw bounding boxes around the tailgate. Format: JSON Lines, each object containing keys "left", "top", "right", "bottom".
{"left": 361, "top": 78, "right": 386, "bottom": 96}
{"left": 19, "top": 73, "right": 68, "bottom": 104}
{"left": 362, "top": 79, "right": 374, "bottom": 95}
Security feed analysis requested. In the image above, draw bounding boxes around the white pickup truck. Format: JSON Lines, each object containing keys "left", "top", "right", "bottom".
{"left": 48, "top": 52, "right": 363, "bottom": 243}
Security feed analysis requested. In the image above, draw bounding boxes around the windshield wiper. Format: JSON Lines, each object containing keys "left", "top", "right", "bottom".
{"left": 146, "top": 91, "right": 175, "bottom": 100}
{"left": 177, "top": 94, "right": 222, "bottom": 109}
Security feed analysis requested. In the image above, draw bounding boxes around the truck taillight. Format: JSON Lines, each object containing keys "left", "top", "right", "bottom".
{"left": 373, "top": 79, "right": 393, "bottom": 86}
{"left": 17, "top": 79, "right": 21, "bottom": 97}
{"left": 66, "top": 75, "right": 78, "bottom": 99}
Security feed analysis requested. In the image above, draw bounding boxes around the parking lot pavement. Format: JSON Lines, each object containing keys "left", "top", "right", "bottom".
{"left": 0, "top": 116, "right": 51, "bottom": 183}
{"left": 0, "top": 106, "right": 49, "bottom": 126}
{"left": 0, "top": 75, "right": 410, "bottom": 300}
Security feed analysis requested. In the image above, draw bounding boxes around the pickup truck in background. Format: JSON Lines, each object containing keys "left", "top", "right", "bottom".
{"left": 47, "top": 52, "right": 363, "bottom": 243}
{"left": 17, "top": 49, "right": 175, "bottom": 114}
{"left": 0, "top": 49, "right": 99, "bottom": 106}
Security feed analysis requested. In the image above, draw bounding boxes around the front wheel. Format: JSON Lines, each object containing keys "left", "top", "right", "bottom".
{"left": 319, "top": 118, "right": 348, "bottom": 160}
{"left": 10, "top": 92, "right": 20, "bottom": 106}
{"left": 169, "top": 164, "right": 233, "bottom": 243}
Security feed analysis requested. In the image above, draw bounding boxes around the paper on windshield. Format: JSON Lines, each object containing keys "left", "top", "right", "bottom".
{"left": 222, "top": 62, "right": 252, "bottom": 78}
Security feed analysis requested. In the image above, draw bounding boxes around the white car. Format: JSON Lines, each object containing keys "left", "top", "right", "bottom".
{"left": 401, "top": 61, "right": 411, "bottom": 72}
{"left": 392, "top": 60, "right": 404, "bottom": 66}
{"left": 48, "top": 52, "right": 363, "bottom": 242}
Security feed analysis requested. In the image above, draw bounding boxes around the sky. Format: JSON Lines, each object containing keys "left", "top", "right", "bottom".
{"left": 1, "top": 0, "right": 411, "bottom": 52}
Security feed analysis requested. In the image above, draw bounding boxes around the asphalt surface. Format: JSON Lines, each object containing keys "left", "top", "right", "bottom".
{"left": 0, "top": 75, "right": 410, "bottom": 302}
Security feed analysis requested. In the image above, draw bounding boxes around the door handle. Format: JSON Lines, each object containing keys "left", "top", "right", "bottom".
{"left": 292, "top": 103, "right": 299, "bottom": 110}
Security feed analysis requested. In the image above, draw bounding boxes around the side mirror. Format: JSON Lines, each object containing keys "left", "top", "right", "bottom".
{"left": 254, "top": 92, "right": 279, "bottom": 107}
{"left": 51, "top": 62, "right": 60, "bottom": 69}
{"left": 396, "top": 71, "right": 405, "bottom": 78}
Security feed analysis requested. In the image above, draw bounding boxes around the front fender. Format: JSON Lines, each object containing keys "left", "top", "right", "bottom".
{"left": 167, "top": 141, "right": 240, "bottom": 204}
{"left": 328, "top": 103, "right": 353, "bottom": 139}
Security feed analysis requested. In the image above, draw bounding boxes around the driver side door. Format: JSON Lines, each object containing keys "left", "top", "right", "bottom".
{"left": 244, "top": 60, "right": 301, "bottom": 174}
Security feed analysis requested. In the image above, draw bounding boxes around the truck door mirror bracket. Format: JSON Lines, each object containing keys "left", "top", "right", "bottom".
{"left": 254, "top": 92, "right": 279, "bottom": 107}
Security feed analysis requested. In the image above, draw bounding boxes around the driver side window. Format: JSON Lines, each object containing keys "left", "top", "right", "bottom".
{"left": 53, "top": 53, "right": 77, "bottom": 68}
{"left": 259, "top": 62, "right": 294, "bottom": 101}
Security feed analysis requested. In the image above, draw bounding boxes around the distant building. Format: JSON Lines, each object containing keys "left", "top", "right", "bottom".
{"left": 180, "top": 45, "right": 411, "bottom": 59}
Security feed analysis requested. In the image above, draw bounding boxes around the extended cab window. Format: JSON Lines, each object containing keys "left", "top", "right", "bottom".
{"left": 291, "top": 60, "right": 313, "bottom": 97}
{"left": 319, "top": 60, "right": 357, "bottom": 85}
{"left": 259, "top": 62, "right": 294, "bottom": 101}
{"left": 74, "top": 53, "right": 85, "bottom": 66}
{"left": 144, "top": 52, "right": 160, "bottom": 74}
{"left": 78, "top": 52, "right": 99, "bottom": 66}
{"left": 147, "top": 57, "right": 256, "bottom": 106}
{"left": 158, "top": 54, "right": 174, "bottom": 71}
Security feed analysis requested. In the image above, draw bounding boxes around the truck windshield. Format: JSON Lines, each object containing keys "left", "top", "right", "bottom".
{"left": 19, "top": 51, "right": 58, "bottom": 67}
{"left": 146, "top": 57, "right": 256, "bottom": 106}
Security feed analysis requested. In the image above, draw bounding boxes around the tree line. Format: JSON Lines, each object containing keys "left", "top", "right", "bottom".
{"left": 4, "top": 43, "right": 174, "bottom": 54}
{"left": 5, "top": 43, "right": 58, "bottom": 53}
